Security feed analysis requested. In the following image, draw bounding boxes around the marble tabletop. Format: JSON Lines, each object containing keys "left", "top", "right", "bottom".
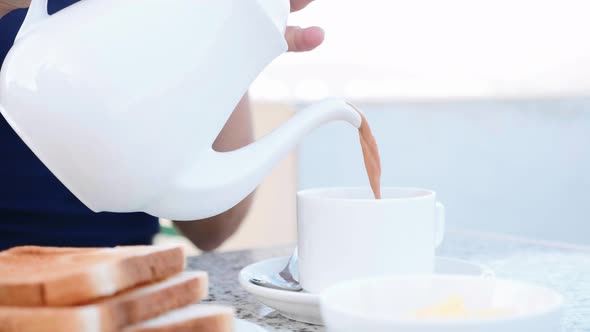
{"left": 187, "top": 230, "right": 590, "bottom": 332}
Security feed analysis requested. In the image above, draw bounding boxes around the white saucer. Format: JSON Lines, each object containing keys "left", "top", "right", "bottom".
{"left": 239, "top": 256, "right": 494, "bottom": 325}
{"left": 236, "top": 318, "right": 267, "bottom": 332}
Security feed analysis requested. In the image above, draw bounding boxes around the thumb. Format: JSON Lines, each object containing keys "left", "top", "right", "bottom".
{"left": 285, "top": 26, "right": 325, "bottom": 52}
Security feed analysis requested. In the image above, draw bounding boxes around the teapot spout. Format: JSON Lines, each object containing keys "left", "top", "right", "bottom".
{"left": 146, "top": 99, "right": 361, "bottom": 221}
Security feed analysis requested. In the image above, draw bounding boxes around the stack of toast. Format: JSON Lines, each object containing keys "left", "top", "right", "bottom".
{"left": 0, "top": 245, "right": 234, "bottom": 332}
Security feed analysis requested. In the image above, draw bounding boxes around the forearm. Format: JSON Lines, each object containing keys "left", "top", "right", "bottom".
{"left": 173, "top": 94, "right": 255, "bottom": 251}
{"left": 174, "top": 193, "right": 254, "bottom": 252}
{"left": 0, "top": 0, "right": 30, "bottom": 18}
{"left": 0, "top": 6, "right": 12, "bottom": 18}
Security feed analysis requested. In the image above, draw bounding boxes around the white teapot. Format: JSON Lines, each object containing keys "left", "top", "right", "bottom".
{"left": 0, "top": 0, "right": 361, "bottom": 220}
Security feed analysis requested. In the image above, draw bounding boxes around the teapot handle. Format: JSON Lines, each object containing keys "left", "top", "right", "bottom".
{"left": 15, "top": 0, "right": 48, "bottom": 41}
{"left": 256, "top": 0, "right": 290, "bottom": 35}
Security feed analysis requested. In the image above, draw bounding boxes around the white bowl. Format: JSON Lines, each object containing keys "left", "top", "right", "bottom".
{"left": 320, "top": 275, "right": 563, "bottom": 332}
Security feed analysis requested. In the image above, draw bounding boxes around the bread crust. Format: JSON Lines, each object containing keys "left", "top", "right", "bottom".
{"left": 0, "top": 245, "right": 185, "bottom": 306}
{"left": 0, "top": 272, "right": 208, "bottom": 332}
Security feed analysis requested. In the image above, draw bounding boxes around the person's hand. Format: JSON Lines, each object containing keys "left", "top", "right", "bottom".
{"left": 285, "top": 0, "right": 324, "bottom": 52}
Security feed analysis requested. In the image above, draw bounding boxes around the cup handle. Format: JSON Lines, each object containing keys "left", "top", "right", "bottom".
{"left": 435, "top": 202, "right": 445, "bottom": 247}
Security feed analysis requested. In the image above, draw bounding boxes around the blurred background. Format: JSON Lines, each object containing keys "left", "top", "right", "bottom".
{"left": 159, "top": 0, "right": 590, "bottom": 252}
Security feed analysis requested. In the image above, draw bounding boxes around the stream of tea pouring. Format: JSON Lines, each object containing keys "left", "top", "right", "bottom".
{"left": 251, "top": 104, "right": 383, "bottom": 292}
{"left": 350, "top": 103, "right": 382, "bottom": 199}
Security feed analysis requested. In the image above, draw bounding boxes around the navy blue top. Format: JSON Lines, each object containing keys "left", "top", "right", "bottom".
{"left": 0, "top": 0, "right": 159, "bottom": 250}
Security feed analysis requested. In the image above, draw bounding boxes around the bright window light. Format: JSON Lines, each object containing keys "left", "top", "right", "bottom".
{"left": 251, "top": 0, "right": 590, "bottom": 102}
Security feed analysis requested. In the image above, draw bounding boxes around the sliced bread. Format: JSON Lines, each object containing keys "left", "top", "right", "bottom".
{"left": 0, "top": 271, "right": 208, "bottom": 332}
{"left": 124, "top": 304, "right": 234, "bottom": 332}
{"left": 0, "top": 245, "right": 185, "bottom": 306}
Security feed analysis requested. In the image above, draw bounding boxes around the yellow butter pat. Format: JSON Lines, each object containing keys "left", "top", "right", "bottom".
{"left": 410, "top": 296, "right": 512, "bottom": 319}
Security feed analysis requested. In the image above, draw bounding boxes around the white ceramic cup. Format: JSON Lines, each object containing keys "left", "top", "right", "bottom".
{"left": 297, "top": 187, "right": 445, "bottom": 294}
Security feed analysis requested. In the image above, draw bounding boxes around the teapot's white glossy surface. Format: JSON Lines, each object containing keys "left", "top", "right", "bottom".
{"left": 0, "top": 0, "right": 361, "bottom": 220}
